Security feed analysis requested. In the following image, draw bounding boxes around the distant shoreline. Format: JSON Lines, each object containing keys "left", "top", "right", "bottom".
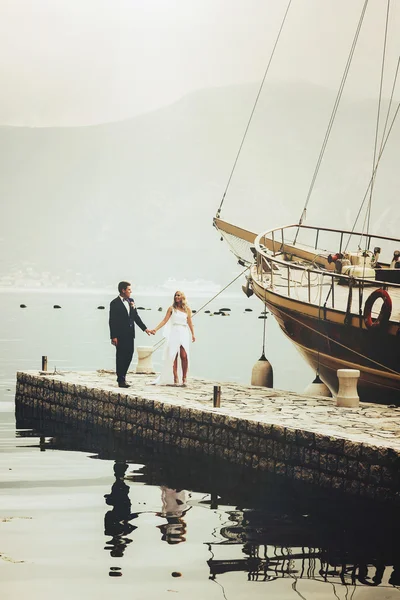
{"left": 0, "top": 286, "right": 242, "bottom": 298}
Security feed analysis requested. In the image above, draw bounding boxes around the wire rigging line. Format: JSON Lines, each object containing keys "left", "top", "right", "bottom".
{"left": 262, "top": 302, "right": 267, "bottom": 356}
{"left": 194, "top": 265, "right": 251, "bottom": 315}
{"left": 215, "top": 0, "right": 292, "bottom": 219}
{"left": 357, "top": 3, "right": 390, "bottom": 294}
{"left": 365, "top": 0, "right": 391, "bottom": 242}
{"left": 349, "top": 54, "right": 400, "bottom": 247}
{"left": 345, "top": 92, "right": 400, "bottom": 251}
{"left": 274, "top": 302, "right": 400, "bottom": 378}
{"left": 377, "top": 56, "right": 399, "bottom": 159}
{"left": 257, "top": 277, "right": 269, "bottom": 358}
{"left": 294, "top": 0, "right": 369, "bottom": 243}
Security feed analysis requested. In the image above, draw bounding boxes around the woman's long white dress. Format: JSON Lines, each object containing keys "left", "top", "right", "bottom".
{"left": 153, "top": 308, "right": 191, "bottom": 385}
{"left": 159, "top": 487, "right": 191, "bottom": 518}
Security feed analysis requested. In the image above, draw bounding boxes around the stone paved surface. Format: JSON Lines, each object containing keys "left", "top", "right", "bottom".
{"left": 30, "top": 369, "right": 400, "bottom": 451}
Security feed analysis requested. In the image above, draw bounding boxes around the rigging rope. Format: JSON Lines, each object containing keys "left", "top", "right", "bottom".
{"left": 376, "top": 56, "right": 400, "bottom": 163}
{"left": 357, "top": 3, "right": 390, "bottom": 308}
{"left": 192, "top": 265, "right": 250, "bottom": 315}
{"left": 215, "top": 0, "right": 292, "bottom": 219}
{"left": 365, "top": 0, "right": 391, "bottom": 243}
{"left": 262, "top": 303, "right": 267, "bottom": 357}
{"left": 345, "top": 91, "right": 400, "bottom": 250}
{"left": 260, "top": 272, "right": 268, "bottom": 358}
{"left": 272, "top": 302, "right": 400, "bottom": 378}
{"left": 294, "top": 0, "right": 369, "bottom": 244}
{"left": 349, "top": 56, "right": 400, "bottom": 248}
{"left": 316, "top": 272, "right": 325, "bottom": 378}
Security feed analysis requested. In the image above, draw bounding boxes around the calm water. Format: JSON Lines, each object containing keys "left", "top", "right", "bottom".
{"left": 1, "top": 290, "right": 399, "bottom": 599}
{"left": 0, "top": 289, "right": 313, "bottom": 391}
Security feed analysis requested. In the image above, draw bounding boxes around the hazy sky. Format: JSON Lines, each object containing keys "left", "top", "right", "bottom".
{"left": 1, "top": 0, "right": 399, "bottom": 126}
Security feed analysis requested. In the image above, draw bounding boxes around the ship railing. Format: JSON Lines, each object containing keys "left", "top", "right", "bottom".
{"left": 253, "top": 224, "right": 400, "bottom": 313}
{"left": 257, "top": 223, "right": 400, "bottom": 259}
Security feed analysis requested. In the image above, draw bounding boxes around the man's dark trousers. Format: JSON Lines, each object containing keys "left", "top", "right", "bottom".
{"left": 116, "top": 335, "right": 134, "bottom": 384}
{"left": 109, "top": 297, "right": 147, "bottom": 384}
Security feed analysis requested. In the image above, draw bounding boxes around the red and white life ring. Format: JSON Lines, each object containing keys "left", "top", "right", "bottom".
{"left": 363, "top": 289, "right": 392, "bottom": 329}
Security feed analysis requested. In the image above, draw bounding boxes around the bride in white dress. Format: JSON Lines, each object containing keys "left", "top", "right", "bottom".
{"left": 152, "top": 291, "right": 195, "bottom": 386}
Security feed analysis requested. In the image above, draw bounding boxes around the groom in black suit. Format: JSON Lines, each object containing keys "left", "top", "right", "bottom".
{"left": 109, "top": 281, "right": 153, "bottom": 388}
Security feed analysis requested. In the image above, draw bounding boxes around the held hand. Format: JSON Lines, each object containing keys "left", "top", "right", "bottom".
{"left": 111, "top": 338, "right": 118, "bottom": 347}
{"left": 145, "top": 328, "right": 155, "bottom": 336}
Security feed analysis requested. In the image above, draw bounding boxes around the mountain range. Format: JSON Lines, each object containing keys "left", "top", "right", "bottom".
{"left": 1, "top": 80, "right": 398, "bottom": 290}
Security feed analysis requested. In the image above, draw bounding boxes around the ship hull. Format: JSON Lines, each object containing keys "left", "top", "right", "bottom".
{"left": 251, "top": 281, "right": 400, "bottom": 404}
{"left": 213, "top": 218, "right": 400, "bottom": 404}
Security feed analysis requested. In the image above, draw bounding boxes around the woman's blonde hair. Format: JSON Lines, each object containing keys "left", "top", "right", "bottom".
{"left": 173, "top": 290, "right": 188, "bottom": 312}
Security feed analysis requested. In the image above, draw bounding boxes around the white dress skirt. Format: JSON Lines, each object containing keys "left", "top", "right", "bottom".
{"left": 159, "top": 488, "right": 191, "bottom": 517}
{"left": 152, "top": 308, "right": 191, "bottom": 385}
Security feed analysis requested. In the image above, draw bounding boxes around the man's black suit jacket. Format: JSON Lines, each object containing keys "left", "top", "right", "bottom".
{"left": 109, "top": 297, "right": 147, "bottom": 341}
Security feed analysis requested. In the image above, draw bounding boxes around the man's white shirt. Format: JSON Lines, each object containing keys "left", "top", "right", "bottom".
{"left": 120, "top": 295, "right": 130, "bottom": 315}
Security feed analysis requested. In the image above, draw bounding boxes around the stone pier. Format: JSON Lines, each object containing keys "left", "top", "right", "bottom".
{"left": 15, "top": 370, "right": 400, "bottom": 504}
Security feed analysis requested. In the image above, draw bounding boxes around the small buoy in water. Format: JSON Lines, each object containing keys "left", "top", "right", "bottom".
{"left": 219, "top": 307, "right": 231, "bottom": 311}
{"left": 303, "top": 374, "right": 332, "bottom": 397}
{"left": 251, "top": 353, "right": 273, "bottom": 387}
{"left": 192, "top": 310, "right": 196, "bottom": 314}
{"left": 53, "top": 305, "right": 61, "bottom": 309}
{"left": 171, "top": 572, "right": 182, "bottom": 578}
{"left": 245, "top": 308, "right": 253, "bottom": 312}
{"left": 137, "top": 306, "right": 145, "bottom": 310}
{"left": 258, "top": 315, "right": 268, "bottom": 319}
{"left": 20, "top": 304, "right": 27, "bottom": 308}
{"left": 97, "top": 306, "right": 105, "bottom": 310}
{"left": 205, "top": 310, "right": 210, "bottom": 314}
{"left": 213, "top": 311, "right": 221, "bottom": 315}
{"left": 158, "top": 307, "right": 162, "bottom": 311}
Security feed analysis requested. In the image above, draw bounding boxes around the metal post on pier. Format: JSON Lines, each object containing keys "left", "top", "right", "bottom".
{"left": 213, "top": 385, "right": 221, "bottom": 408}
{"left": 41, "top": 356, "right": 48, "bottom": 371}
{"left": 210, "top": 492, "right": 219, "bottom": 509}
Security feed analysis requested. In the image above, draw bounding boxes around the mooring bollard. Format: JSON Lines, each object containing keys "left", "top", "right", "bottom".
{"left": 336, "top": 369, "right": 360, "bottom": 407}
{"left": 41, "top": 356, "right": 47, "bottom": 371}
{"left": 210, "top": 492, "right": 219, "bottom": 509}
{"left": 213, "top": 385, "right": 221, "bottom": 408}
{"left": 135, "top": 346, "right": 155, "bottom": 374}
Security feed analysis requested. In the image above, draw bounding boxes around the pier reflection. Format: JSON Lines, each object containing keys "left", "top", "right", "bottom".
{"left": 15, "top": 402, "right": 400, "bottom": 592}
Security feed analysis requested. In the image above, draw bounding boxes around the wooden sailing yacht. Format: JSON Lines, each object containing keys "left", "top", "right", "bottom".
{"left": 214, "top": 3, "right": 400, "bottom": 403}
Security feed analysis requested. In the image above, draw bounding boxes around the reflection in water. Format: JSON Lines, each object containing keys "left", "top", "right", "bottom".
{"left": 16, "top": 402, "right": 400, "bottom": 594}
{"left": 207, "top": 507, "right": 400, "bottom": 589}
{"left": 104, "top": 462, "right": 138, "bottom": 576}
{"left": 157, "top": 487, "right": 191, "bottom": 545}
